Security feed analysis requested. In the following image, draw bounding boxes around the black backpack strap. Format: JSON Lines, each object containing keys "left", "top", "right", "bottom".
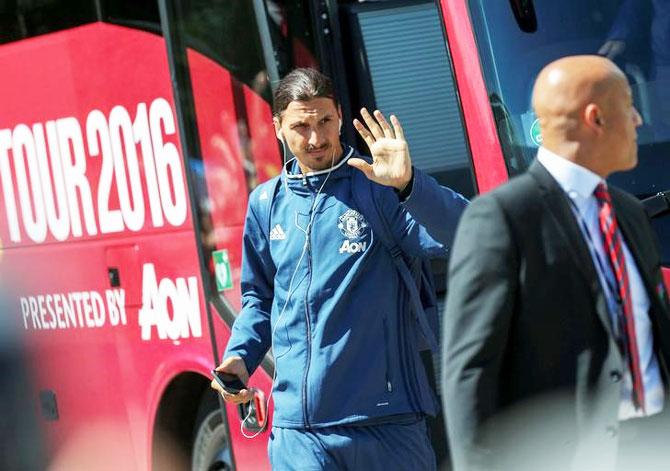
{"left": 351, "top": 171, "right": 438, "bottom": 352}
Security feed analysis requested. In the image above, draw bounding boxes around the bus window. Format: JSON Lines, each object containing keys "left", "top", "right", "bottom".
{"left": 0, "top": 1, "right": 163, "bottom": 45}
{"left": 264, "top": 0, "right": 320, "bottom": 76}
{"left": 0, "top": 0, "right": 96, "bottom": 44}
{"left": 468, "top": 0, "right": 670, "bottom": 264}
{"left": 101, "top": 1, "right": 161, "bottom": 34}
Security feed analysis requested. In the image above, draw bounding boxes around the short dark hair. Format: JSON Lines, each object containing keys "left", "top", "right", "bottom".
{"left": 272, "top": 68, "right": 338, "bottom": 118}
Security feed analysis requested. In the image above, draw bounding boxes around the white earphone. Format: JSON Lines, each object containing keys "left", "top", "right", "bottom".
{"left": 241, "top": 140, "right": 337, "bottom": 440}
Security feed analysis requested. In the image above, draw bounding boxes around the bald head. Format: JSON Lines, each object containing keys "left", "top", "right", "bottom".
{"left": 532, "top": 55, "right": 624, "bottom": 131}
{"left": 532, "top": 55, "right": 641, "bottom": 177}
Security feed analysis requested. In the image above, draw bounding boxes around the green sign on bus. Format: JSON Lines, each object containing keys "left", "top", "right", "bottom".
{"left": 213, "top": 249, "right": 233, "bottom": 292}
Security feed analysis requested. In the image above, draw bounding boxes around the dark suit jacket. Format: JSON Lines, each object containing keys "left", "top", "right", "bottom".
{"left": 442, "top": 161, "right": 670, "bottom": 471}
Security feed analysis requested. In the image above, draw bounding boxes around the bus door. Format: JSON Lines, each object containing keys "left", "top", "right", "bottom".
{"left": 156, "top": 1, "right": 331, "bottom": 468}
{"left": 277, "top": 1, "right": 480, "bottom": 467}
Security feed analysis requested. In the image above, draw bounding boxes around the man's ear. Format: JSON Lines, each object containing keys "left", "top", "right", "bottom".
{"left": 584, "top": 104, "right": 604, "bottom": 134}
{"left": 337, "top": 105, "right": 343, "bottom": 133}
{"left": 273, "top": 117, "right": 283, "bottom": 140}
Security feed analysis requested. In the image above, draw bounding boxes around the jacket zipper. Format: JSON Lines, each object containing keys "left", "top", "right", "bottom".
{"left": 301, "top": 193, "right": 315, "bottom": 428}
{"left": 382, "top": 318, "right": 393, "bottom": 393}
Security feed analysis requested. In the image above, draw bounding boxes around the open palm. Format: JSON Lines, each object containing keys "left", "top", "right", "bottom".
{"left": 349, "top": 108, "right": 413, "bottom": 191}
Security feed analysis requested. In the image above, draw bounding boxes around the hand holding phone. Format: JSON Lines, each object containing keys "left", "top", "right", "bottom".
{"left": 210, "top": 356, "right": 253, "bottom": 404}
{"left": 212, "top": 369, "right": 247, "bottom": 394}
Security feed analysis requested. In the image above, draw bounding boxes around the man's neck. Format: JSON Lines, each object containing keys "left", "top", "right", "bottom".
{"left": 543, "top": 142, "right": 609, "bottom": 178}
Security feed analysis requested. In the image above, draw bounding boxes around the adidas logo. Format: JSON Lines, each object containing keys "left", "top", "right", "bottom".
{"left": 269, "top": 224, "right": 286, "bottom": 240}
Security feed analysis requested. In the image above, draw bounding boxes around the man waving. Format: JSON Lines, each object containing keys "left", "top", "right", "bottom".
{"left": 211, "top": 68, "right": 467, "bottom": 470}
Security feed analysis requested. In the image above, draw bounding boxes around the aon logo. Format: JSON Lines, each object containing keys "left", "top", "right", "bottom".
{"left": 339, "top": 240, "right": 367, "bottom": 254}
{"left": 138, "top": 263, "right": 202, "bottom": 341}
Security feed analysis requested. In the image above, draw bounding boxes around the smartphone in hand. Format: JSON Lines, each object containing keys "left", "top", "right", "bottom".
{"left": 212, "top": 370, "right": 247, "bottom": 394}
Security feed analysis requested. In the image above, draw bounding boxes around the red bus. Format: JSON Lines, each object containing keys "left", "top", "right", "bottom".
{"left": 1, "top": 1, "right": 668, "bottom": 470}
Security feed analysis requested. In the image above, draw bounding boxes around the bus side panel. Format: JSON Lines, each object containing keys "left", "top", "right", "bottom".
{"left": 0, "top": 23, "right": 228, "bottom": 469}
{"left": 3, "top": 231, "right": 214, "bottom": 469}
{"left": 0, "top": 23, "right": 193, "bottom": 249}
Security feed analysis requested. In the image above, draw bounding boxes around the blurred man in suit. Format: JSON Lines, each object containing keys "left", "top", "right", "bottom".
{"left": 443, "top": 55, "right": 670, "bottom": 471}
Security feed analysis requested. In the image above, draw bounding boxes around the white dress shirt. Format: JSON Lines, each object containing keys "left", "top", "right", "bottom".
{"left": 537, "top": 147, "right": 664, "bottom": 420}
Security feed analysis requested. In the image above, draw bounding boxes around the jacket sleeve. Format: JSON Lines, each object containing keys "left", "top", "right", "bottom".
{"left": 223, "top": 195, "right": 275, "bottom": 376}
{"left": 380, "top": 166, "right": 468, "bottom": 258}
{"left": 441, "top": 194, "right": 517, "bottom": 471}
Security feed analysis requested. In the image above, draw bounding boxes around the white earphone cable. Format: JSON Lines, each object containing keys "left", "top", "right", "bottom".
{"left": 240, "top": 144, "right": 338, "bottom": 439}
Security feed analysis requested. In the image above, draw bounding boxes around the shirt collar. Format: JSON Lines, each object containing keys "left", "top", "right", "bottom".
{"left": 536, "top": 146, "right": 605, "bottom": 213}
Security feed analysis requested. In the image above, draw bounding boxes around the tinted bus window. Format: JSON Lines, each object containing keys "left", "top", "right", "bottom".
{"left": 468, "top": 0, "right": 670, "bottom": 263}
{"left": 177, "top": 0, "right": 269, "bottom": 98}
{"left": 0, "top": 0, "right": 162, "bottom": 44}
{"left": 102, "top": 0, "right": 161, "bottom": 33}
{"left": 0, "top": 0, "right": 96, "bottom": 44}
{"left": 266, "top": 0, "right": 320, "bottom": 76}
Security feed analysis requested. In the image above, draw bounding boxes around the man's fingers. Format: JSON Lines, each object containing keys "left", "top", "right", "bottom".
{"left": 347, "top": 158, "right": 375, "bottom": 179}
{"left": 360, "top": 107, "right": 384, "bottom": 139}
{"left": 390, "top": 115, "right": 405, "bottom": 142}
{"left": 214, "top": 356, "right": 250, "bottom": 384}
{"left": 210, "top": 379, "right": 235, "bottom": 401}
{"left": 211, "top": 380, "right": 253, "bottom": 404}
{"left": 374, "top": 110, "right": 395, "bottom": 139}
{"left": 226, "top": 389, "right": 253, "bottom": 404}
{"left": 353, "top": 118, "right": 375, "bottom": 149}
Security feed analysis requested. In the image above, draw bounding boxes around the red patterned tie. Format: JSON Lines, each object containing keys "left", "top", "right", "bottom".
{"left": 594, "top": 182, "right": 645, "bottom": 411}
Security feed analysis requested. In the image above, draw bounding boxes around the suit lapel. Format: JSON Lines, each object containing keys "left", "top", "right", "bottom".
{"left": 612, "top": 193, "right": 670, "bottom": 382}
{"left": 527, "top": 161, "right": 617, "bottom": 339}
{"left": 612, "top": 197, "right": 653, "bottom": 289}
{"left": 613, "top": 195, "right": 668, "bottom": 324}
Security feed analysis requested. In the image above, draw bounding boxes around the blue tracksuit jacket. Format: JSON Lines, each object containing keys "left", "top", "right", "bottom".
{"left": 224, "top": 145, "right": 468, "bottom": 429}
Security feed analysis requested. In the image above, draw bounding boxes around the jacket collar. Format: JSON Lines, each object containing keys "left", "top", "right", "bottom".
{"left": 284, "top": 144, "right": 354, "bottom": 179}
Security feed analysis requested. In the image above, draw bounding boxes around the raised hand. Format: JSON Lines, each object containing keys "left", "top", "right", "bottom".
{"left": 349, "top": 108, "right": 413, "bottom": 191}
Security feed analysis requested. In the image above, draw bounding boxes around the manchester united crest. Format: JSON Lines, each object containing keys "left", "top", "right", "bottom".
{"left": 338, "top": 209, "right": 368, "bottom": 239}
